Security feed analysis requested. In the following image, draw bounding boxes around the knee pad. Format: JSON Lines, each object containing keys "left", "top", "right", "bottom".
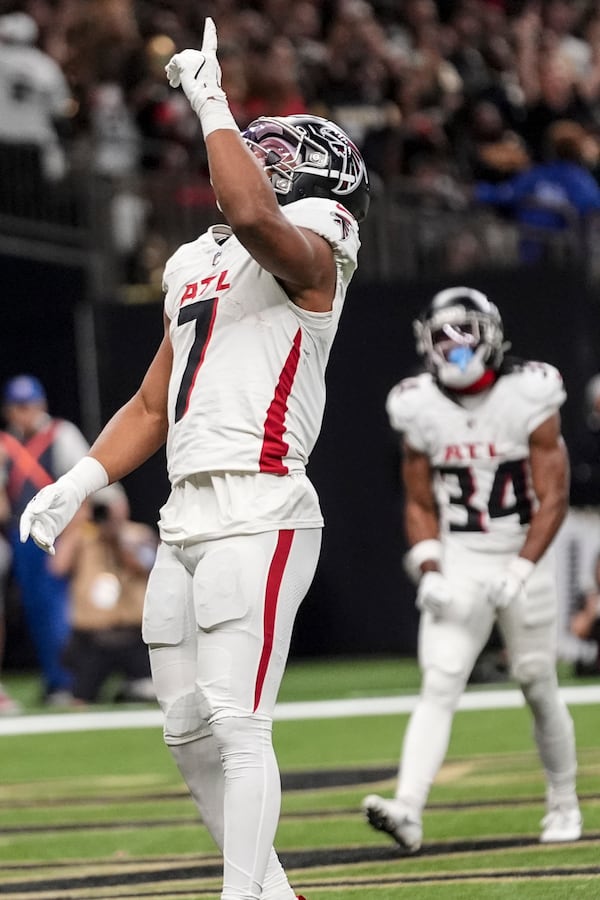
{"left": 162, "top": 689, "right": 212, "bottom": 746}
{"left": 511, "top": 651, "right": 554, "bottom": 689}
{"left": 421, "top": 665, "right": 465, "bottom": 712}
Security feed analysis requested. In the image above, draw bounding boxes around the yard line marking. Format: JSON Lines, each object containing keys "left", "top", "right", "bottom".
{"left": 1, "top": 684, "right": 599, "bottom": 736}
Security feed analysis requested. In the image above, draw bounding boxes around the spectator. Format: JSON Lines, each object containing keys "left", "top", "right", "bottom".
{"left": 52, "top": 488, "right": 157, "bottom": 705}
{"left": 553, "top": 371, "right": 600, "bottom": 668}
{"left": 570, "top": 552, "right": 600, "bottom": 676}
{"left": 0, "top": 374, "right": 89, "bottom": 705}
{"left": 451, "top": 98, "right": 530, "bottom": 183}
{"left": 473, "top": 119, "right": 600, "bottom": 262}
{"left": 0, "top": 11, "right": 73, "bottom": 183}
{"left": 0, "top": 452, "right": 19, "bottom": 715}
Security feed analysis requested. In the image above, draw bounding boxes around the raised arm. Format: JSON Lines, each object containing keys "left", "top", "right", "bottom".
{"left": 165, "top": 18, "right": 336, "bottom": 312}
{"left": 205, "top": 130, "right": 336, "bottom": 311}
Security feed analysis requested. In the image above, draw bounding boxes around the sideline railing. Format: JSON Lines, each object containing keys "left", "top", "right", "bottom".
{"left": 1, "top": 140, "right": 599, "bottom": 297}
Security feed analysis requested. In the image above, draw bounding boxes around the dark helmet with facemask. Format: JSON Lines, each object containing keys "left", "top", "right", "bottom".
{"left": 242, "top": 114, "right": 370, "bottom": 222}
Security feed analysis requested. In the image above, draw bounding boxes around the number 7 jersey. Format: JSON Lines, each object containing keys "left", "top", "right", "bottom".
{"left": 162, "top": 197, "right": 359, "bottom": 488}
{"left": 386, "top": 361, "right": 567, "bottom": 553}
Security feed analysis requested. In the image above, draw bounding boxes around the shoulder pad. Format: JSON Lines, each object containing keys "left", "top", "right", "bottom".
{"left": 512, "top": 360, "right": 566, "bottom": 405}
{"left": 386, "top": 373, "right": 432, "bottom": 432}
{"left": 283, "top": 198, "right": 360, "bottom": 268}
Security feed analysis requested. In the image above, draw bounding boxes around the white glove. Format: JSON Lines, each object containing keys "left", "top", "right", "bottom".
{"left": 416, "top": 571, "right": 453, "bottom": 617}
{"left": 165, "top": 18, "right": 237, "bottom": 137}
{"left": 20, "top": 457, "right": 108, "bottom": 555}
{"left": 486, "top": 556, "right": 535, "bottom": 610}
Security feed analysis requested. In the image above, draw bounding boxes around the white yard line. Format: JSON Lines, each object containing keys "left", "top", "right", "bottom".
{"left": 1, "top": 684, "right": 599, "bottom": 737}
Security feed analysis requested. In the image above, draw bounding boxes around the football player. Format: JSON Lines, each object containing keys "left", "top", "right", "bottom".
{"left": 363, "top": 286, "right": 582, "bottom": 851}
{"left": 19, "top": 17, "right": 369, "bottom": 900}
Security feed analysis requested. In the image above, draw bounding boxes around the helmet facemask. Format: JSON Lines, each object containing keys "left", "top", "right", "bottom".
{"left": 415, "top": 305, "right": 505, "bottom": 389}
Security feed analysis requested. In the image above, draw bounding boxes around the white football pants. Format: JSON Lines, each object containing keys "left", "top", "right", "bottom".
{"left": 142, "top": 528, "right": 321, "bottom": 900}
{"left": 397, "top": 543, "right": 578, "bottom": 815}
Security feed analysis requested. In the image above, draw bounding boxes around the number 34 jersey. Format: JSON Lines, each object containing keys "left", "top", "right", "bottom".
{"left": 386, "top": 361, "right": 566, "bottom": 553}
{"left": 162, "top": 197, "right": 359, "bottom": 488}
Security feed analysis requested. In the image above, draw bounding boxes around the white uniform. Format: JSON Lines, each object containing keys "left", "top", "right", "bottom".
{"left": 387, "top": 361, "right": 566, "bottom": 553}
{"left": 142, "top": 197, "right": 360, "bottom": 900}
{"left": 385, "top": 360, "right": 578, "bottom": 825}
{"left": 157, "top": 197, "right": 359, "bottom": 542}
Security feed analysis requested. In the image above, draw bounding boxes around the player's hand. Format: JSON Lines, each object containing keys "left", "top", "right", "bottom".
{"left": 19, "top": 477, "right": 84, "bottom": 555}
{"left": 486, "top": 556, "right": 535, "bottom": 610}
{"left": 165, "top": 17, "right": 226, "bottom": 116}
{"left": 416, "top": 571, "right": 453, "bottom": 617}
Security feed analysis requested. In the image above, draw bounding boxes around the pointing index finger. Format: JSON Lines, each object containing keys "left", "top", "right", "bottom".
{"left": 201, "top": 17, "right": 217, "bottom": 54}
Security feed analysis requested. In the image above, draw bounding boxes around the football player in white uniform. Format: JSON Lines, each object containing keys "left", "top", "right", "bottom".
{"left": 363, "top": 286, "right": 582, "bottom": 851}
{"left": 19, "top": 18, "right": 369, "bottom": 900}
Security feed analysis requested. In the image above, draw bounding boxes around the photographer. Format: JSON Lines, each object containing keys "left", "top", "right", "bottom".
{"left": 52, "top": 488, "right": 158, "bottom": 704}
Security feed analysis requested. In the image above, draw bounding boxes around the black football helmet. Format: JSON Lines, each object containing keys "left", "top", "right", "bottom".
{"left": 242, "top": 114, "right": 370, "bottom": 222}
{"left": 414, "top": 286, "right": 507, "bottom": 389}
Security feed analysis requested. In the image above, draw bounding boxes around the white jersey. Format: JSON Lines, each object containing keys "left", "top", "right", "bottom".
{"left": 158, "top": 197, "right": 359, "bottom": 543}
{"left": 163, "top": 197, "right": 359, "bottom": 486}
{"left": 386, "top": 361, "right": 566, "bottom": 553}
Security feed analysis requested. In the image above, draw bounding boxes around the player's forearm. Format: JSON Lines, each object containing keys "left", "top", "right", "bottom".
{"left": 518, "top": 491, "right": 568, "bottom": 563}
{"left": 206, "top": 129, "right": 280, "bottom": 231}
{"left": 88, "top": 393, "right": 168, "bottom": 484}
{"left": 405, "top": 500, "right": 440, "bottom": 546}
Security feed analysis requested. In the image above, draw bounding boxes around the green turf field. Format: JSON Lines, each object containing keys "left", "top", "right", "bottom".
{"left": 0, "top": 656, "right": 598, "bottom": 898}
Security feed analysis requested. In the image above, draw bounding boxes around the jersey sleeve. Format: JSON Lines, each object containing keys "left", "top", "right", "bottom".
{"left": 282, "top": 198, "right": 360, "bottom": 286}
{"left": 515, "top": 361, "right": 567, "bottom": 433}
{"left": 385, "top": 376, "right": 429, "bottom": 452}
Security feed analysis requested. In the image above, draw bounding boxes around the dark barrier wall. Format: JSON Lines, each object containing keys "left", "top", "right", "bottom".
{"left": 93, "top": 267, "right": 600, "bottom": 658}
{"left": 0, "top": 256, "right": 84, "bottom": 423}
{"left": 3, "top": 254, "right": 600, "bottom": 662}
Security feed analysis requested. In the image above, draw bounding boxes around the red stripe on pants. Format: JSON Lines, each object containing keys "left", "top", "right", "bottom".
{"left": 253, "top": 529, "right": 295, "bottom": 712}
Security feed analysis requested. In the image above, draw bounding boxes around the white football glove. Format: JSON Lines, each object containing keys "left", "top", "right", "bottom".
{"left": 486, "top": 556, "right": 535, "bottom": 610}
{"left": 19, "top": 457, "right": 108, "bottom": 555}
{"left": 165, "top": 18, "right": 237, "bottom": 136}
{"left": 416, "top": 571, "right": 453, "bottom": 618}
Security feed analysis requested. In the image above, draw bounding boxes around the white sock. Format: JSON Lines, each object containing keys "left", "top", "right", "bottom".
{"left": 523, "top": 677, "right": 578, "bottom": 807}
{"left": 396, "top": 697, "right": 454, "bottom": 814}
{"left": 169, "top": 730, "right": 294, "bottom": 900}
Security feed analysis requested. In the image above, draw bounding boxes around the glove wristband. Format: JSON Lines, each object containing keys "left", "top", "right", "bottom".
{"left": 508, "top": 556, "right": 535, "bottom": 583}
{"left": 64, "top": 456, "right": 109, "bottom": 500}
{"left": 197, "top": 97, "right": 239, "bottom": 138}
{"left": 404, "top": 539, "right": 442, "bottom": 584}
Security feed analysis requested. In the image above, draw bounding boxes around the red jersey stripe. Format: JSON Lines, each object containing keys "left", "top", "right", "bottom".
{"left": 253, "top": 529, "right": 295, "bottom": 711}
{"left": 259, "top": 328, "right": 302, "bottom": 473}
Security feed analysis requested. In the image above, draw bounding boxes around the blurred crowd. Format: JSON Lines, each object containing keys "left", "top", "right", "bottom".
{"left": 3, "top": 0, "right": 600, "bottom": 185}
{"left": 4, "top": 0, "right": 600, "bottom": 283}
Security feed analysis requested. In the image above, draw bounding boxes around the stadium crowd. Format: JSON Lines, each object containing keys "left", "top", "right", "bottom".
{"left": 3, "top": 0, "right": 600, "bottom": 287}
{"left": 3, "top": 0, "right": 600, "bottom": 185}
